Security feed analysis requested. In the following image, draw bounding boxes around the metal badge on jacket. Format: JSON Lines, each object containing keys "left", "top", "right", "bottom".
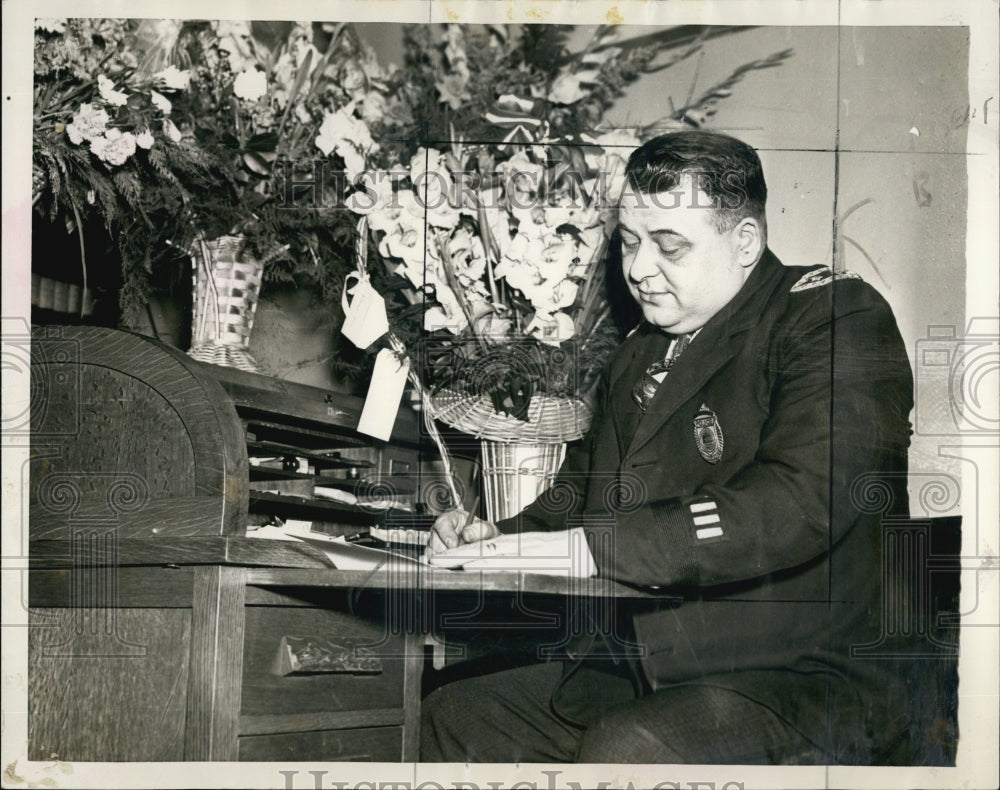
{"left": 693, "top": 404, "right": 724, "bottom": 463}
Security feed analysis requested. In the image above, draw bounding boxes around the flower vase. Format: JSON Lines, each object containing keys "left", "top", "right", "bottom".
{"left": 188, "top": 235, "right": 263, "bottom": 372}
{"left": 479, "top": 439, "right": 567, "bottom": 523}
{"left": 429, "top": 389, "right": 594, "bottom": 522}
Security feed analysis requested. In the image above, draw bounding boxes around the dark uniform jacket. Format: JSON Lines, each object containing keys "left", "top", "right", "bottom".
{"left": 498, "top": 248, "right": 915, "bottom": 762}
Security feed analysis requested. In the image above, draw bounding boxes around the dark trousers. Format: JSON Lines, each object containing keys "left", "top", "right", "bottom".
{"left": 421, "top": 661, "right": 830, "bottom": 763}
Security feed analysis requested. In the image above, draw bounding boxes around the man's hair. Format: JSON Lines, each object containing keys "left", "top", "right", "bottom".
{"left": 624, "top": 131, "right": 767, "bottom": 233}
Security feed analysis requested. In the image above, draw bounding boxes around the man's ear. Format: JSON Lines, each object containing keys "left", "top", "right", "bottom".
{"left": 734, "top": 218, "right": 764, "bottom": 267}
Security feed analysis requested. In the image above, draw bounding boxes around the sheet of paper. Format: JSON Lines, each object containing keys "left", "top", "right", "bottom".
{"left": 282, "top": 523, "right": 426, "bottom": 570}
{"left": 370, "top": 525, "right": 430, "bottom": 546}
{"left": 427, "top": 529, "right": 597, "bottom": 577}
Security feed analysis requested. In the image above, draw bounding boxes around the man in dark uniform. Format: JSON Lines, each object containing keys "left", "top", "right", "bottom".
{"left": 422, "top": 131, "right": 914, "bottom": 764}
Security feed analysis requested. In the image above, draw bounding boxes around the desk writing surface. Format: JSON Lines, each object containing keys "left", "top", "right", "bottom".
{"left": 244, "top": 567, "right": 669, "bottom": 598}
{"left": 29, "top": 536, "right": 674, "bottom": 599}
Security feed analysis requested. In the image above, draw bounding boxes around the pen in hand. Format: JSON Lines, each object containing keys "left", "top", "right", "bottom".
{"left": 426, "top": 494, "right": 482, "bottom": 560}
{"left": 459, "top": 495, "right": 480, "bottom": 543}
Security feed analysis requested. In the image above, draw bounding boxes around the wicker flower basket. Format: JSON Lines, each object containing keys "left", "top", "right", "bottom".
{"left": 429, "top": 390, "right": 593, "bottom": 522}
{"left": 429, "top": 390, "right": 593, "bottom": 444}
{"left": 188, "top": 235, "right": 264, "bottom": 372}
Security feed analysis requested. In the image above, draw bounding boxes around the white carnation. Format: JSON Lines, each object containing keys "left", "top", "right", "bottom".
{"left": 233, "top": 68, "right": 267, "bottom": 102}
{"left": 66, "top": 103, "right": 110, "bottom": 144}
{"left": 97, "top": 75, "right": 129, "bottom": 107}
{"left": 90, "top": 128, "right": 137, "bottom": 166}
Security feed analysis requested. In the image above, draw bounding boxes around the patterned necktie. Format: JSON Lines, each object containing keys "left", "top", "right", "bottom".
{"left": 632, "top": 333, "right": 694, "bottom": 411}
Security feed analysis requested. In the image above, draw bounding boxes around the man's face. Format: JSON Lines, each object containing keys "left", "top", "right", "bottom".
{"left": 618, "top": 175, "right": 753, "bottom": 334}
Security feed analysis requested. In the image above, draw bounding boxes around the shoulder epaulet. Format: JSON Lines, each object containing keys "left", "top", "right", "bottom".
{"left": 789, "top": 267, "right": 863, "bottom": 293}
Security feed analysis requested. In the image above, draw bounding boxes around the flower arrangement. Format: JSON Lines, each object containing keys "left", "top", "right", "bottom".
{"left": 339, "top": 24, "right": 792, "bottom": 430}
{"left": 176, "top": 22, "right": 389, "bottom": 221}
{"left": 32, "top": 18, "right": 227, "bottom": 325}
{"left": 32, "top": 18, "right": 398, "bottom": 375}
{"left": 351, "top": 131, "right": 634, "bottom": 424}
{"left": 166, "top": 21, "right": 395, "bottom": 321}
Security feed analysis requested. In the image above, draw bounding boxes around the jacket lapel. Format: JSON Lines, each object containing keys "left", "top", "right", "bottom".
{"left": 610, "top": 328, "right": 669, "bottom": 458}
{"left": 625, "top": 250, "right": 785, "bottom": 457}
{"left": 626, "top": 326, "right": 736, "bottom": 455}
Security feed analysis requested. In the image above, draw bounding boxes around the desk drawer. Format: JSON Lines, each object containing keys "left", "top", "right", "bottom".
{"left": 241, "top": 606, "right": 406, "bottom": 717}
{"left": 239, "top": 726, "right": 401, "bottom": 761}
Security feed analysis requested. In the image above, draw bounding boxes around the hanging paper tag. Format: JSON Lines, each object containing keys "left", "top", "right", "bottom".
{"left": 357, "top": 349, "right": 409, "bottom": 441}
{"left": 341, "top": 273, "right": 389, "bottom": 349}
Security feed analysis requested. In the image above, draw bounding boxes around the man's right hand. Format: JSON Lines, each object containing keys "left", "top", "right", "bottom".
{"left": 425, "top": 509, "right": 501, "bottom": 557}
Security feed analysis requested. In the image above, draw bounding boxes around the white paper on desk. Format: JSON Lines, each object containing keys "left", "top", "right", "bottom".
{"left": 370, "top": 525, "right": 430, "bottom": 546}
{"left": 428, "top": 528, "right": 597, "bottom": 577}
{"left": 308, "top": 536, "right": 427, "bottom": 571}
{"left": 283, "top": 524, "right": 426, "bottom": 571}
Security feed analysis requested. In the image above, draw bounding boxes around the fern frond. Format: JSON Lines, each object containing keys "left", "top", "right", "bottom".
{"left": 111, "top": 170, "right": 142, "bottom": 206}
{"left": 147, "top": 144, "right": 175, "bottom": 180}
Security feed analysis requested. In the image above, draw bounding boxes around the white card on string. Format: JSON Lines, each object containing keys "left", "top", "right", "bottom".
{"left": 357, "top": 349, "right": 409, "bottom": 441}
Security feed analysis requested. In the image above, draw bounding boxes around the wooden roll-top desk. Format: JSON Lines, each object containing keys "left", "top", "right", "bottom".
{"left": 27, "top": 326, "right": 652, "bottom": 763}
{"left": 27, "top": 325, "right": 436, "bottom": 762}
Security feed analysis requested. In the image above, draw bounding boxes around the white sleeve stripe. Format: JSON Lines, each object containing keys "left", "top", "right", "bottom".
{"left": 696, "top": 526, "right": 724, "bottom": 540}
{"left": 693, "top": 513, "right": 721, "bottom": 526}
{"left": 689, "top": 502, "right": 717, "bottom": 514}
